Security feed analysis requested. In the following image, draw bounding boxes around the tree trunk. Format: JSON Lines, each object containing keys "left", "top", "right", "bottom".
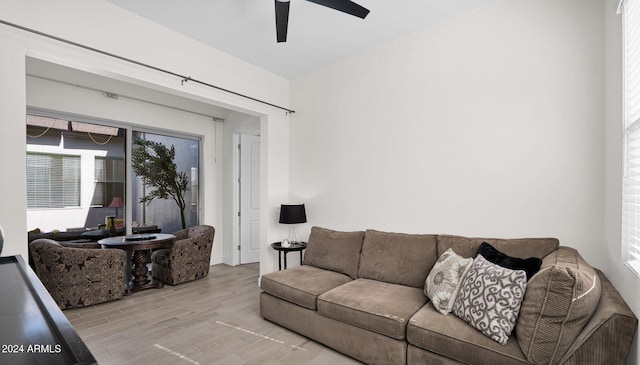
{"left": 173, "top": 193, "right": 187, "bottom": 230}
{"left": 179, "top": 205, "right": 186, "bottom": 229}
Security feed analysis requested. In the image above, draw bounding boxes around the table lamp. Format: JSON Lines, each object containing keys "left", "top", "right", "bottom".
{"left": 279, "top": 203, "right": 307, "bottom": 244}
{"left": 107, "top": 197, "right": 124, "bottom": 234}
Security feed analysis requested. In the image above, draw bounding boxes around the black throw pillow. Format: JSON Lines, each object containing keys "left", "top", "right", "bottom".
{"left": 476, "top": 242, "right": 542, "bottom": 280}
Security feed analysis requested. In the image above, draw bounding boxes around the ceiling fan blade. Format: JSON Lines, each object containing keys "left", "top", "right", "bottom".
{"left": 305, "top": 0, "right": 370, "bottom": 19}
{"left": 275, "top": 0, "right": 290, "bottom": 43}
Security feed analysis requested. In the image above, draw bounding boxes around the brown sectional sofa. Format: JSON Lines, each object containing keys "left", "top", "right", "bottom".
{"left": 260, "top": 227, "right": 638, "bottom": 365}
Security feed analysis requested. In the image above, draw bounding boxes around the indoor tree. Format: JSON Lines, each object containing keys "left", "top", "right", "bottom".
{"left": 131, "top": 138, "right": 190, "bottom": 229}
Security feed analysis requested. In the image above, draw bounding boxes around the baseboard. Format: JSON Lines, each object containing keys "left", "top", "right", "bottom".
{"left": 209, "top": 256, "right": 224, "bottom": 266}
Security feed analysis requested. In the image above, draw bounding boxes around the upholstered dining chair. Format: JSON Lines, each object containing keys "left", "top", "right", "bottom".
{"left": 151, "top": 225, "right": 215, "bottom": 285}
{"left": 29, "top": 238, "right": 126, "bottom": 309}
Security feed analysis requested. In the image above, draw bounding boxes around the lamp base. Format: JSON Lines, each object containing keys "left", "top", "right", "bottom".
{"left": 288, "top": 227, "right": 299, "bottom": 244}
{"left": 108, "top": 216, "right": 117, "bottom": 235}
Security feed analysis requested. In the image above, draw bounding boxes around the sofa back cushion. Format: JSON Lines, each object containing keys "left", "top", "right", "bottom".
{"left": 302, "top": 226, "right": 365, "bottom": 279}
{"left": 437, "top": 234, "right": 559, "bottom": 259}
{"left": 516, "top": 247, "right": 601, "bottom": 365}
{"left": 357, "top": 230, "right": 438, "bottom": 288}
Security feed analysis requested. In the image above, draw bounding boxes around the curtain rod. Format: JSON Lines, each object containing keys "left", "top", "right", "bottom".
{"left": 0, "top": 19, "right": 295, "bottom": 114}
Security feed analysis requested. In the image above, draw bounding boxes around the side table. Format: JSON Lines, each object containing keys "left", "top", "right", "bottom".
{"left": 271, "top": 241, "right": 307, "bottom": 270}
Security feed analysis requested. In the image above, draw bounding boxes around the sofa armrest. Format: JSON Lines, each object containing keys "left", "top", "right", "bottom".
{"left": 560, "top": 270, "right": 638, "bottom": 365}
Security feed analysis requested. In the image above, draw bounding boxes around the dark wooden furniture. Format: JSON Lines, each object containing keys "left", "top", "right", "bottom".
{"left": 0, "top": 255, "right": 97, "bottom": 364}
{"left": 28, "top": 226, "right": 161, "bottom": 244}
{"left": 99, "top": 233, "right": 175, "bottom": 294}
{"left": 80, "top": 229, "right": 111, "bottom": 241}
{"left": 270, "top": 241, "right": 307, "bottom": 270}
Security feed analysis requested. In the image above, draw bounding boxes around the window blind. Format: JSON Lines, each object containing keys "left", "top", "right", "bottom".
{"left": 26, "top": 153, "right": 81, "bottom": 209}
{"left": 92, "top": 157, "right": 125, "bottom": 206}
{"left": 622, "top": 0, "right": 640, "bottom": 275}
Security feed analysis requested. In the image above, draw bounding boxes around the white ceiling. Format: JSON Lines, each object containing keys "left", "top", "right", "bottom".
{"left": 107, "top": 0, "right": 498, "bottom": 79}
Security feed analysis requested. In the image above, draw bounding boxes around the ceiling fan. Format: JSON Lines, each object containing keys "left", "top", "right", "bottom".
{"left": 274, "top": 0, "right": 370, "bottom": 43}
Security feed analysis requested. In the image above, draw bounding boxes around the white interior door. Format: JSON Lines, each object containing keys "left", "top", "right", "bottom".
{"left": 239, "top": 134, "right": 261, "bottom": 264}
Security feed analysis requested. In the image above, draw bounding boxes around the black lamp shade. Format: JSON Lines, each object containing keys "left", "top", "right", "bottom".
{"left": 279, "top": 204, "right": 307, "bottom": 224}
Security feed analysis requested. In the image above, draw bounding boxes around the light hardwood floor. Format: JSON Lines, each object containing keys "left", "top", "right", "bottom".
{"left": 64, "top": 263, "right": 361, "bottom": 365}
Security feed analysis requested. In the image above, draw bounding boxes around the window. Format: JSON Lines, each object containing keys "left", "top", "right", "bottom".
{"left": 93, "top": 157, "right": 125, "bottom": 206}
{"left": 26, "top": 152, "right": 81, "bottom": 208}
{"left": 26, "top": 114, "right": 126, "bottom": 231}
{"left": 622, "top": 0, "right": 640, "bottom": 276}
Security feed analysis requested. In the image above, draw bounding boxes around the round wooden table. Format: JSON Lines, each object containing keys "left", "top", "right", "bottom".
{"left": 99, "top": 233, "right": 175, "bottom": 294}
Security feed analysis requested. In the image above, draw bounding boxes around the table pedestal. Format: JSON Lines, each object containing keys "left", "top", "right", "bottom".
{"left": 99, "top": 233, "right": 175, "bottom": 295}
{"left": 125, "top": 249, "right": 164, "bottom": 295}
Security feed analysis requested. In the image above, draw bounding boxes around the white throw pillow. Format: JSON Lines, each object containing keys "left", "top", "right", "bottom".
{"left": 425, "top": 248, "right": 473, "bottom": 315}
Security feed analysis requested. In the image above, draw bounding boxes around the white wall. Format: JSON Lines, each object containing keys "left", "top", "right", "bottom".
{"left": 0, "top": 0, "right": 291, "bottom": 276}
{"left": 290, "top": 0, "right": 605, "bottom": 263}
{"left": 290, "top": 0, "right": 640, "bottom": 360}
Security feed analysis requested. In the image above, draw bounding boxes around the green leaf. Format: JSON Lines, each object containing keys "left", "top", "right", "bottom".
{"left": 131, "top": 137, "right": 190, "bottom": 228}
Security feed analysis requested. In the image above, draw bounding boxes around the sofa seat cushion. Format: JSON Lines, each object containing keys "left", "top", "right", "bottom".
{"left": 407, "top": 303, "right": 530, "bottom": 364}
{"left": 317, "top": 278, "right": 427, "bottom": 340}
{"left": 357, "top": 230, "right": 438, "bottom": 288}
{"left": 516, "top": 246, "right": 601, "bottom": 365}
{"left": 437, "top": 234, "right": 559, "bottom": 260}
{"left": 303, "top": 226, "right": 365, "bottom": 279}
{"left": 261, "top": 265, "right": 352, "bottom": 310}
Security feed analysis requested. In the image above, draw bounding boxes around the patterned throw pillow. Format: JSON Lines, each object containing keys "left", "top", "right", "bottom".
{"left": 425, "top": 248, "right": 473, "bottom": 315}
{"left": 453, "top": 254, "right": 527, "bottom": 345}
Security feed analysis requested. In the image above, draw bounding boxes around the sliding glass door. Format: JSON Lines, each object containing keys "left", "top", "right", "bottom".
{"left": 26, "top": 114, "right": 200, "bottom": 235}
{"left": 131, "top": 131, "right": 200, "bottom": 234}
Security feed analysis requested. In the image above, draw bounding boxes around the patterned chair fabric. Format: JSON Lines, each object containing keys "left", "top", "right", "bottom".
{"left": 151, "top": 225, "right": 216, "bottom": 285}
{"left": 59, "top": 241, "right": 102, "bottom": 249}
{"left": 29, "top": 239, "right": 126, "bottom": 310}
